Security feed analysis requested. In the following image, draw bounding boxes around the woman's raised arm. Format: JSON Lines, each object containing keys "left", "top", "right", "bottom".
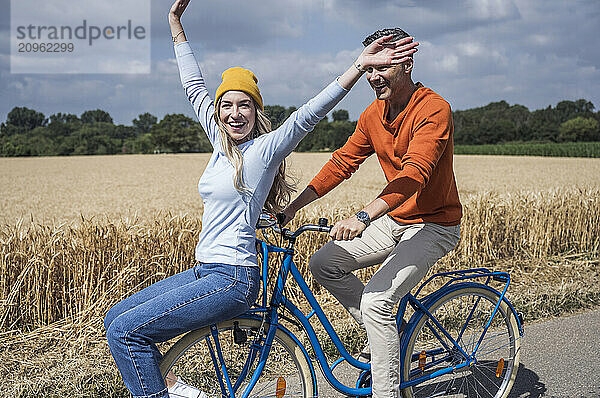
{"left": 169, "top": 0, "right": 190, "bottom": 44}
{"left": 168, "top": 0, "right": 220, "bottom": 146}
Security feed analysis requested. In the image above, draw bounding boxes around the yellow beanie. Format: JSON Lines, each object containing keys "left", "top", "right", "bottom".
{"left": 215, "top": 67, "right": 264, "bottom": 111}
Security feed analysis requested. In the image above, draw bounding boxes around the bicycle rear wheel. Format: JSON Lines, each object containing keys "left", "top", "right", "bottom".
{"left": 402, "top": 285, "right": 521, "bottom": 398}
{"left": 159, "top": 317, "right": 314, "bottom": 398}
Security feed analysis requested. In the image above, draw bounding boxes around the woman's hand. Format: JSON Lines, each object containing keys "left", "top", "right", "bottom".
{"left": 169, "top": 0, "right": 191, "bottom": 23}
{"left": 278, "top": 207, "right": 297, "bottom": 227}
{"left": 169, "top": 0, "right": 190, "bottom": 43}
{"left": 356, "top": 35, "right": 419, "bottom": 70}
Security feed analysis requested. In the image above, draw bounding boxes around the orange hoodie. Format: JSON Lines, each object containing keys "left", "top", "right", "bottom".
{"left": 308, "top": 83, "right": 462, "bottom": 226}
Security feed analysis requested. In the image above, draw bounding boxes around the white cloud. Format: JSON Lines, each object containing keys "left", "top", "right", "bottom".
{"left": 466, "top": 0, "right": 520, "bottom": 20}
{"left": 528, "top": 34, "right": 550, "bottom": 46}
{"left": 439, "top": 55, "right": 459, "bottom": 73}
{"left": 458, "top": 42, "right": 484, "bottom": 57}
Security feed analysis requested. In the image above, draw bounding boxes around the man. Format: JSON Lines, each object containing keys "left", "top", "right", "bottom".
{"left": 281, "top": 28, "right": 462, "bottom": 398}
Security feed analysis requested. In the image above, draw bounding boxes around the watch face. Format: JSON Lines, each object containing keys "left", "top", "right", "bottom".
{"left": 356, "top": 211, "right": 370, "bottom": 225}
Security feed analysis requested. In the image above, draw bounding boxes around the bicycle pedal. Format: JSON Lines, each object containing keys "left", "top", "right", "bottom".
{"left": 233, "top": 321, "right": 247, "bottom": 344}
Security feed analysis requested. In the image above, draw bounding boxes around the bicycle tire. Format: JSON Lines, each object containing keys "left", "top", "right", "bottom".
{"left": 401, "top": 285, "right": 521, "bottom": 398}
{"left": 159, "top": 317, "right": 314, "bottom": 398}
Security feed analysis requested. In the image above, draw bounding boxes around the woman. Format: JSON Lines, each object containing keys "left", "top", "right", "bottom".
{"left": 104, "top": 1, "right": 419, "bottom": 397}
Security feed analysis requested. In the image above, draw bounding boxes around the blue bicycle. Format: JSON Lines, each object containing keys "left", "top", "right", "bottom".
{"left": 159, "top": 214, "right": 523, "bottom": 397}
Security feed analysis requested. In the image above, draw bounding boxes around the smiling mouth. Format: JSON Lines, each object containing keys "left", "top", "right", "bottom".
{"left": 228, "top": 121, "right": 245, "bottom": 129}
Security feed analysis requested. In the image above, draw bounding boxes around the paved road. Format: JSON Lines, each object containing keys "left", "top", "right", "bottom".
{"left": 508, "top": 308, "right": 600, "bottom": 398}
{"left": 316, "top": 308, "right": 600, "bottom": 397}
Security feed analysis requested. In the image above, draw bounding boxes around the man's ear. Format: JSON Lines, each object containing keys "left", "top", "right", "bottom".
{"left": 403, "top": 58, "right": 414, "bottom": 74}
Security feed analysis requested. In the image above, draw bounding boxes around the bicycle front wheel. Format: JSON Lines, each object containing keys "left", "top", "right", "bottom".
{"left": 402, "top": 285, "right": 521, "bottom": 398}
{"left": 160, "top": 317, "right": 314, "bottom": 398}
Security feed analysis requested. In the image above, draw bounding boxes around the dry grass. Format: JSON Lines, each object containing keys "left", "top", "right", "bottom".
{"left": 1, "top": 153, "right": 600, "bottom": 396}
{"left": 2, "top": 189, "right": 599, "bottom": 333}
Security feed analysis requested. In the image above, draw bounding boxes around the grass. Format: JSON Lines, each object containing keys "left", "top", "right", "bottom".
{"left": 455, "top": 141, "right": 600, "bottom": 157}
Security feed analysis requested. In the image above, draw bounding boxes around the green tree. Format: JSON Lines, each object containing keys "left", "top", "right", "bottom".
{"left": 133, "top": 112, "right": 158, "bottom": 135}
{"left": 332, "top": 109, "right": 349, "bottom": 122}
{"left": 151, "top": 114, "right": 211, "bottom": 153}
{"left": 81, "top": 109, "right": 113, "bottom": 124}
{"left": 111, "top": 125, "right": 137, "bottom": 140}
{"left": 264, "top": 105, "right": 287, "bottom": 128}
{"left": 324, "top": 120, "right": 355, "bottom": 149}
{"left": 26, "top": 128, "right": 57, "bottom": 156}
{"left": 556, "top": 100, "right": 595, "bottom": 122}
{"left": 264, "top": 105, "right": 296, "bottom": 129}
{"left": 558, "top": 117, "right": 600, "bottom": 142}
{"left": 124, "top": 133, "right": 154, "bottom": 154}
{"left": 68, "top": 123, "right": 120, "bottom": 155}
{"left": 1, "top": 107, "right": 46, "bottom": 136}
{"left": 295, "top": 117, "right": 329, "bottom": 151}
{"left": 47, "top": 113, "right": 81, "bottom": 138}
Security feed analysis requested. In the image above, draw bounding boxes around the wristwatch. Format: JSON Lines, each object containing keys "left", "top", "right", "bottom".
{"left": 355, "top": 210, "right": 371, "bottom": 227}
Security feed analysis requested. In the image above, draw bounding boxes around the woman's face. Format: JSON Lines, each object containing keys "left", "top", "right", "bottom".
{"left": 219, "top": 91, "right": 256, "bottom": 144}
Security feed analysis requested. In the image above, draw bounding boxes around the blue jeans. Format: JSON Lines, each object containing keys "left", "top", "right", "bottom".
{"left": 104, "top": 263, "right": 260, "bottom": 398}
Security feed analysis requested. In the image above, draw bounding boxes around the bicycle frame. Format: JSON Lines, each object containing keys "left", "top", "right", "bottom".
{"left": 207, "top": 234, "right": 524, "bottom": 397}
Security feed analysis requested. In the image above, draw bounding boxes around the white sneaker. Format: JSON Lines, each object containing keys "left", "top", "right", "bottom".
{"left": 168, "top": 377, "right": 208, "bottom": 398}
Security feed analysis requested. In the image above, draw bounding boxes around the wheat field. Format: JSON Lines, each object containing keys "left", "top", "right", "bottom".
{"left": 1, "top": 153, "right": 600, "bottom": 397}
{"left": 2, "top": 153, "right": 600, "bottom": 223}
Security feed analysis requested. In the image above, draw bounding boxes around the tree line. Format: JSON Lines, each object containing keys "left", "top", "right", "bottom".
{"left": 453, "top": 99, "right": 600, "bottom": 144}
{"left": 1, "top": 99, "right": 599, "bottom": 157}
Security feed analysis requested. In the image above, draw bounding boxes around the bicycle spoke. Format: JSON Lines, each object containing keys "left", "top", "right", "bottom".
{"left": 470, "top": 367, "right": 495, "bottom": 397}
{"left": 249, "top": 360, "right": 301, "bottom": 397}
{"left": 457, "top": 295, "right": 482, "bottom": 343}
{"left": 477, "top": 338, "right": 515, "bottom": 358}
{"left": 160, "top": 319, "right": 312, "bottom": 398}
{"left": 403, "top": 286, "right": 519, "bottom": 398}
{"left": 473, "top": 363, "right": 502, "bottom": 388}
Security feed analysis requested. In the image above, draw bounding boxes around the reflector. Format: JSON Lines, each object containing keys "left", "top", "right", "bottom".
{"left": 418, "top": 350, "right": 426, "bottom": 371}
{"left": 496, "top": 358, "right": 505, "bottom": 378}
{"left": 276, "top": 376, "right": 286, "bottom": 397}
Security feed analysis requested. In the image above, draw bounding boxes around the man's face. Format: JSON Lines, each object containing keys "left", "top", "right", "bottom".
{"left": 366, "top": 63, "right": 407, "bottom": 101}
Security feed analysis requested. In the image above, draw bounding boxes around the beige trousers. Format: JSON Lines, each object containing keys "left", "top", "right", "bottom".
{"left": 309, "top": 215, "right": 460, "bottom": 398}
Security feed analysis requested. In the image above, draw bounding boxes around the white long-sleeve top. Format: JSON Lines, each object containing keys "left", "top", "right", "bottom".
{"left": 174, "top": 41, "right": 348, "bottom": 267}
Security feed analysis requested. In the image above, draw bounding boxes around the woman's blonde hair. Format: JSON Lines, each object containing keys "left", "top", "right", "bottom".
{"left": 214, "top": 96, "right": 296, "bottom": 214}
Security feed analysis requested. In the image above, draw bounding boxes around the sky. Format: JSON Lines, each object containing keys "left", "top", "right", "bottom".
{"left": 1, "top": 0, "right": 599, "bottom": 126}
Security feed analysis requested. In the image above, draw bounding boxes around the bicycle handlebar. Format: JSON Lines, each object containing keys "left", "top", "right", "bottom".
{"left": 285, "top": 223, "right": 332, "bottom": 239}
{"left": 257, "top": 213, "right": 332, "bottom": 240}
